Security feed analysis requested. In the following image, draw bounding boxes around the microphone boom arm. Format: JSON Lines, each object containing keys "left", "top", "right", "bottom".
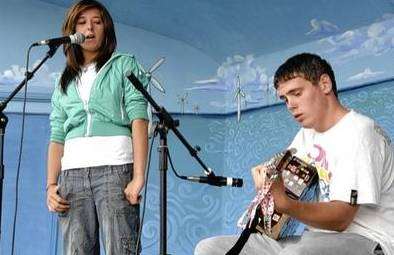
{"left": 127, "top": 71, "right": 222, "bottom": 179}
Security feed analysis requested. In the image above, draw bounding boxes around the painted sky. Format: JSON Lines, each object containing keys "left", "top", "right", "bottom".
{"left": 184, "top": 15, "right": 394, "bottom": 112}
{"left": 1, "top": 1, "right": 393, "bottom": 114}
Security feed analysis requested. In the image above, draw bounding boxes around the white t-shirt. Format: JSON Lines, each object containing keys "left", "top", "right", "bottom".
{"left": 61, "top": 63, "right": 133, "bottom": 170}
{"left": 289, "top": 110, "right": 394, "bottom": 255}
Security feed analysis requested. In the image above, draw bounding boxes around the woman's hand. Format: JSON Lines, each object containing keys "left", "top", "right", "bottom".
{"left": 46, "top": 184, "right": 70, "bottom": 212}
{"left": 124, "top": 175, "right": 145, "bottom": 205}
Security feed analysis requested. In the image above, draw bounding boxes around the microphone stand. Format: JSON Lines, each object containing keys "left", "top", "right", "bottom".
{"left": 127, "top": 72, "right": 241, "bottom": 255}
{"left": 0, "top": 43, "right": 60, "bottom": 239}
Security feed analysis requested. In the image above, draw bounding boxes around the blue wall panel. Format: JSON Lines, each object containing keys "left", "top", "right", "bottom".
{"left": 1, "top": 113, "right": 51, "bottom": 254}
{"left": 0, "top": 80, "right": 393, "bottom": 254}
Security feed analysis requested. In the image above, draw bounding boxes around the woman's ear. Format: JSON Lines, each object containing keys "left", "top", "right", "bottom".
{"left": 319, "top": 74, "right": 333, "bottom": 95}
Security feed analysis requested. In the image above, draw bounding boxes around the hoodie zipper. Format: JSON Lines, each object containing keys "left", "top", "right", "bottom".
{"left": 76, "top": 58, "right": 112, "bottom": 137}
{"left": 120, "top": 90, "right": 125, "bottom": 121}
{"left": 75, "top": 54, "right": 123, "bottom": 136}
{"left": 75, "top": 86, "right": 92, "bottom": 137}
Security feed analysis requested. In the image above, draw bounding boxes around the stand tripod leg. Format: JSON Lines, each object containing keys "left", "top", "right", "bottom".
{"left": 0, "top": 113, "right": 8, "bottom": 238}
{"left": 158, "top": 127, "right": 168, "bottom": 255}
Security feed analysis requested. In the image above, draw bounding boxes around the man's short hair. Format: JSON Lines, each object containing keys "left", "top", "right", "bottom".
{"left": 273, "top": 53, "right": 338, "bottom": 98}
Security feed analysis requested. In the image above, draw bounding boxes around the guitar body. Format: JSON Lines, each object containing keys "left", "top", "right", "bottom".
{"left": 256, "top": 155, "right": 318, "bottom": 240}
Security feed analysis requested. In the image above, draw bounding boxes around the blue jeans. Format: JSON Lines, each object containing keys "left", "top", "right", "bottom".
{"left": 58, "top": 164, "right": 140, "bottom": 255}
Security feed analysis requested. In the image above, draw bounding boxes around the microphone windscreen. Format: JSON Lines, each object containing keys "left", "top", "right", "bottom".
{"left": 233, "top": 178, "right": 243, "bottom": 187}
{"left": 71, "top": 32, "right": 85, "bottom": 44}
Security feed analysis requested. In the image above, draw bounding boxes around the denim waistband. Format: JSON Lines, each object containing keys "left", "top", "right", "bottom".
{"left": 61, "top": 163, "right": 133, "bottom": 177}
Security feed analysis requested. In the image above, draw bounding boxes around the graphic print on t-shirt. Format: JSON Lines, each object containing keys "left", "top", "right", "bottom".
{"left": 301, "top": 144, "right": 332, "bottom": 202}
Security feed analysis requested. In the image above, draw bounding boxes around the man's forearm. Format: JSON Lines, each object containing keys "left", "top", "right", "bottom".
{"left": 283, "top": 199, "right": 359, "bottom": 232}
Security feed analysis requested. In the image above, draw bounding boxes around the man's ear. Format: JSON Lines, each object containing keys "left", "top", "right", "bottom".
{"left": 319, "top": 74, "right": 332, "bottom": 95}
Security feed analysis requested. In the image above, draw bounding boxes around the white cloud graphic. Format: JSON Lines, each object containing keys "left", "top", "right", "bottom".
{"left": 320, "top": 15, "right": 394, "bottom": 62}
{"left": 188, "top": 54, "right": 275, "bottom": 110}
{"left": 306, "top": 19, "right": 340, "bottom": 37}
{"left": 0, "top": 65, "right": 25, "bottom": 86}
{"left": 188, "top": 54, "right": 270, "bottom": 93}
{"left": 0, "top": 61, "right": 60, "bottom": 92}
{"left": 347, "top": 68, "right": 384, "bottom": 81}
{"left": 361, "top": 22, "right": 394, "bottom": 55}
{"left": 187, "top": 83, "right": 228, "bottom": 92}
{"left": 193, "top": 78, "right": 219, "bottom": 84}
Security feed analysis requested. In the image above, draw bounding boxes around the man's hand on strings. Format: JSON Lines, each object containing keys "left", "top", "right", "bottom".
{"left": 271, "top": 176, "right": 291, "bottom": 213}
{"left": 251, "top": 164, "right": 268, "bottom": 191}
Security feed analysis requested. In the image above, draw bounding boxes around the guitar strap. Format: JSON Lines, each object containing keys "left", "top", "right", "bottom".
{"left": 226, "top": 206, "right": 260, "bottom": 255}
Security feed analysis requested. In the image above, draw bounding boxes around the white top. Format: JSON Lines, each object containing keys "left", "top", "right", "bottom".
{"left": 290, "top": 110, "right": 394, "bottom": 255}
{"left": 61, "top": 136, "right": 133, "bottom": 170}
{"left": 61, "top": 63, "right": 133, "bottom": 170}
{"left": 77, "top": 63, "right": 96, "bottom": 102}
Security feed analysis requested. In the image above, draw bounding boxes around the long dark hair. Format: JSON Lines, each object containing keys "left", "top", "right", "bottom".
{"left": 59, "top": 0, "right": 117, "bottom": 93}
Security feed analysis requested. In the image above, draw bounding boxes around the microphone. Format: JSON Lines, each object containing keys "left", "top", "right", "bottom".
{"left": 32, "top": 32, "right": 85, "bottom": 47}
{"left": 183, "top": 175, "right": 243, "bottom": 187}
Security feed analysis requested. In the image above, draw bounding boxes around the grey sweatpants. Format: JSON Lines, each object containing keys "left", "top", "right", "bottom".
{"left": 194, "top": 231, "right": 383, "bottom": 255}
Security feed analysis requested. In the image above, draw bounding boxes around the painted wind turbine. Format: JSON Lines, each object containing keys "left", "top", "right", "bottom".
{"left": 147, "top": 57, "right": 166, "bottom": 94}
{"left": 192, "top": 104, "right": 200, "bottom": 114}
{"left": 177, "top": 92, "right": 189, "bottom": 114}
{"left": 146, "top": 57, "right": 166, "bottom": 135}
{"left": 234, "top": 75, "right": 246, "bottom": 122}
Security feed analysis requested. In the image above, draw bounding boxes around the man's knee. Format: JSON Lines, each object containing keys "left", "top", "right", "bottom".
{"left": 194, "top": 236, "right": 232, "bottom": 255}
{"left": 194, "top": 238, "right": 212, "bottom": 255}
{"left": 280, "top": 245, "right": 316, "bottom": 255}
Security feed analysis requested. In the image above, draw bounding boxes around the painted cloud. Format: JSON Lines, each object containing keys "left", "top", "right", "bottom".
{"left": 320, "top": 16, "right": 394, "bottom": 62}
{"left": 0, "top": 65, "right": 25, "bottom": 86}
{"left": 189, "top": 55, "right": 269, "bottom": 92}
{"left": 347, "top": 68, "right": 384, "bottom": 81}
{"left": 187, "top": 54, "right": 273, "bottom": 109}
{"left": 306, "top": 19, "right": 340, "bottom": 37}
{"left": 0, "top": 60, "right": 60, "bottom": 90}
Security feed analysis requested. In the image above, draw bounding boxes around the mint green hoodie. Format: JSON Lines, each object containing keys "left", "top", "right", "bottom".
{"left": 50, "top": 53, "right": 150, "bottom": 144}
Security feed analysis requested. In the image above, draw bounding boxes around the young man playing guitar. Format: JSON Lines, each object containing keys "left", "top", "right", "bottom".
{"left": 195, "top": 53, "right": 394, "bottom": 255}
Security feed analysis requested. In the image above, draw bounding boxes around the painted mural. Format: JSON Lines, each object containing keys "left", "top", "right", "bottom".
{"left": 0, "top": 1, "right": 393, "bottom": 115}
{"left": 186, "top": 14, "right": 394, "bottom": 116}
{"left": 0, "top": 0, "right": 393, "bottom": 255}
